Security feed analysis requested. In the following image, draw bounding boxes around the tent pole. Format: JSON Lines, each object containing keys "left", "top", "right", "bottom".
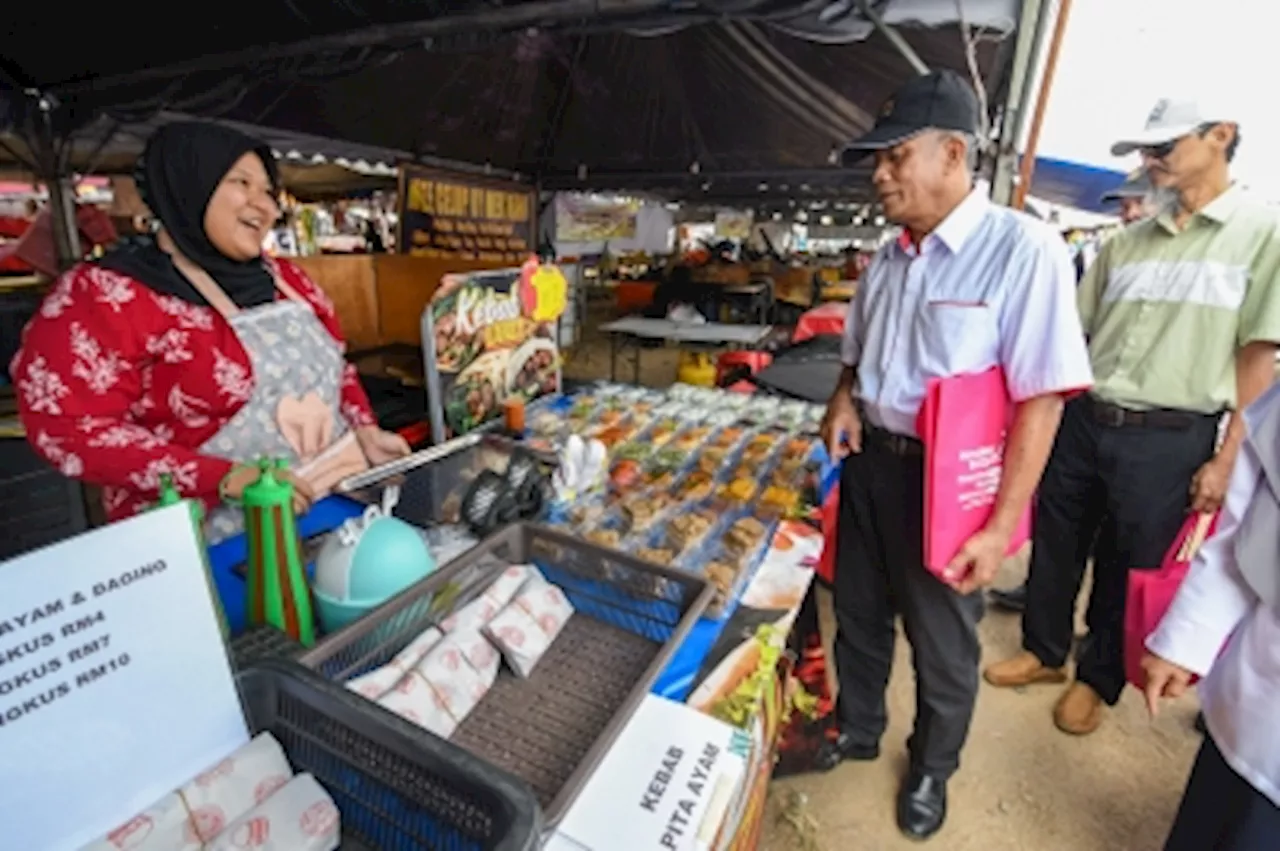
{"left": 33, "top": 94, "right": 81, "bottom": 270}
{"left": 856, "top": 0, "right": 930, "bottom": 75}
{"left": 990, "top": 0, "right": 1051, "bottom": 205}
{"left": 1012, "top": 0, "right": 1073, "bottom": 210}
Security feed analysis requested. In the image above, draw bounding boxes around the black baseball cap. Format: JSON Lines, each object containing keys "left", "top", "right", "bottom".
{"left": 841, "top": 70, "right": 981, "bottom": 165}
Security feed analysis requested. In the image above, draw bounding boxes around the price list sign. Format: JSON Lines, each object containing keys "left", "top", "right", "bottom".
{"left": 396, "top": 165, "right": 537, "bottom": 262}
{"left": 0, "top": 504, "right": 248, "bottom": 851}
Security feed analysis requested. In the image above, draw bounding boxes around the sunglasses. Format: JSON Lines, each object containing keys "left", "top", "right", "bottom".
{"left": 1139, "top": 124, "right": 1216, "bottom": 160}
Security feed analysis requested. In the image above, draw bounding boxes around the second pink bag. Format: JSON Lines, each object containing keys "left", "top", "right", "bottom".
{"left": 1124, "top": 511, "right": 1218, "bottom": 691}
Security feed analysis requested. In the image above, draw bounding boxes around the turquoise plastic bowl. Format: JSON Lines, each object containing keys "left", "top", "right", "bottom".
{"left": 311, "top": 588, "right": 377, "bottom": 634}
{"left": 310, "top": 516, "right": 438, "bottom": 635}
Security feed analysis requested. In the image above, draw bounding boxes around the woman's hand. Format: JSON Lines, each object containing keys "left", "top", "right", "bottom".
{"left": 220, "top": 464, "right": 316, "bottom": 516}
{"left": 356, "top": 425, "right": 412, "bottom": 466}
{"left": 1140, "top": 652, "right": 1195, "bottom": 717}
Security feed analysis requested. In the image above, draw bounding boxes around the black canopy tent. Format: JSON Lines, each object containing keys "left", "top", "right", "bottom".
{"left": 1, "top": 0, "right": 1052, "bottom": 263}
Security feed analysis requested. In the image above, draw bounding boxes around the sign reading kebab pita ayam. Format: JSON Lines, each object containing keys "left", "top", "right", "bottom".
{"left": 397, "top": 166, "right": 536, "bottom": 262}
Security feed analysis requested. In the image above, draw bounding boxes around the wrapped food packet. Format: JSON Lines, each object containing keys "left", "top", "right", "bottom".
{"left": 206, "top": 773, "right": 340, "bottom": 851}
{"left": 416, "top": 631, "right": 493, "bottom": 722}
{"left": 179, "top": 733, "right": 293, "bottom": 843}
{"left": 454, "top": 627, "right": 500, "bottom": 689}
{"left": 343, "top": 621, "right": 442, "bottom": 701}
{"left": 376, "top": 671, "right": 458, "bottom": 739}
{"left": 344, "top": 626, "right": 444, "bottom": 700}
{"left": 440, "top": 564, "right": 533, "bottom": 633}
{"left": 79, "top": 792, "right": 200, "bottom": 851}
{"left": 484, "top": 602, "right": 550, "bottom": 678}
{"left": 514, "top": 574, "right": 576, "bottom": 640}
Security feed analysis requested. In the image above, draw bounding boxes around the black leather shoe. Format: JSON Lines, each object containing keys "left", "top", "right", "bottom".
{"left": 987, "top": 582, "right": 1027, "bottom": 612}
{"left": 897, "top": 772, "right": 947, "bottom": 841}
{"left": 814, "top": 732, "right": 880, "bottom": 772}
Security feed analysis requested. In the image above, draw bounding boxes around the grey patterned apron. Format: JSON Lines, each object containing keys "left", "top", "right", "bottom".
{"left": 175, "top": 256, "right": 363, "bottom": 545}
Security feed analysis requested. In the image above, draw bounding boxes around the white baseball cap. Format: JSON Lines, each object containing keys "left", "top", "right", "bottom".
{"left": 1110, "top": 98, "right": 1236, "bottom": 156}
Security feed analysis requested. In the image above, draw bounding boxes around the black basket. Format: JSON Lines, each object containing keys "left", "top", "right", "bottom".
{"left": 300, "top": 523, "right": 714, "bottom": 826}
{"left": 238, "top": 660, "right": 543, "bottom": 851}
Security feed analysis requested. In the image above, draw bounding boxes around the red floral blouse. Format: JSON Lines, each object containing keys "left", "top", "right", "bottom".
{"left": 10, "top": 259, "right": 376, "bottom": 522}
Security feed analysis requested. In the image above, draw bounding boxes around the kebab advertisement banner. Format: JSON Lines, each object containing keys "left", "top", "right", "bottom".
{"left": 397, "top": 165, "right": 536, "bottom": 262}
{"left": 424, "top": 258, "right": 568, "bottom": 442}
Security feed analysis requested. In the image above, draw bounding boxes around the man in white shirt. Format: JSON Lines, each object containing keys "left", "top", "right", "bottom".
{"left": 817, "top": 70, "right": 1093, "bottom": 841}
{"left": 1144, "top": 380, "right": 1280, "bottom": 850}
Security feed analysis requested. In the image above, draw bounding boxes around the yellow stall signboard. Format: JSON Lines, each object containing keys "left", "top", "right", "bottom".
{"left": 396, "top": 165, "right": 537, "bottom": 263}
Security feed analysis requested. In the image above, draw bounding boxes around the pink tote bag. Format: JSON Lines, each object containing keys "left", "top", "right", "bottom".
{"left": 1124, "top": 511, "right": 1218, "bottom": 690}
{"left": 916, "top": 366, "right": 1032, "bottom": 578}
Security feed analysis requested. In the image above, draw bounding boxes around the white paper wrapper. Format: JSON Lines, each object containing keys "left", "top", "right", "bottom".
{"left": 416, "top": 632, "right": 492, "bottom": 721}
{"left": 484, "top": 563, "right": 534, "bottom": 607}
{"left": 376, "top": 671, "right": 458, "bottom": 739}
{"left": 391, "top": 626, "right": 445, "bottom": 670}
{"left": 439, "top": 594, "right": 500, "bottom": 635}
{"left": 454, "top": 627, "right": 500, "bottom": 691}
{"left": 484, "top": 602, "right": 552, "bottom": 678}
{"left": 440, "top": 565, "right": 534, "bottom": 633}
{"left": 206, "top": 773, "right": 340, "bottom": 851}
{"left": 514, "top": 575, "right": 575, "bottom": 642}
{"left": 179, "top": 733, "right": 293, "bottom": 844}
{"left": 344, "top": 626, "right": 444, "bottom": 700}
{"left": 79, "top": 792, "right": 200, "bottom": 851}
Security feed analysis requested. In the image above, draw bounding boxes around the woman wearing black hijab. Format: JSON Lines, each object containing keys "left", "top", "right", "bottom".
{"left": 11, "top": 121, "right": 410, "bottom": 542}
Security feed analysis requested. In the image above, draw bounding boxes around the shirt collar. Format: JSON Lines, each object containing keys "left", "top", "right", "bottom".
{"left": 894, "top": 187, "right": 989, "bottom": 256}
{"left": 1155, "top": 183, "right": 1243, "bottom": 232}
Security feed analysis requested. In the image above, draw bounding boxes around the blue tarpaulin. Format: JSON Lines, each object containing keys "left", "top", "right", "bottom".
{"left": 1029, "top": 157, "right": 1130, "bottom": 214}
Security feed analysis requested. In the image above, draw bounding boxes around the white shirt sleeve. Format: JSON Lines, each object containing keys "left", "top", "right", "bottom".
{"left": 996, "top": 226, "right": 1095, "bottom": 401}
{"left": 1146, "top": 440, "right": 1261, "bottom": 675}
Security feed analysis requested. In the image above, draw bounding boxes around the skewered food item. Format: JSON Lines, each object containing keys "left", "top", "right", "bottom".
{"left": 677, "top": 470, "right": 716, "bottom": 501}
{"left": 667, "top": 510, "right": 715, "bottom": 551}
{"left": 648, "top": 419, "right": 681, "bottom": 447}
{"left": 698, "top": 449, "right": 727, "bottom": 475}
{"left": 724, "top": 516, "right": 768, "bottom": 557}
{"left": 622, "top": 494, "right": 668, "bottom": 533}
{"left": 720, "top": 476, "right": 758, "bottom": 504}
{"left": 636, "top": 546, "right": 675, "bottom": 565}
{"left": 674, "top": 426, "right": 712, "bottom": 452}
{"left": 712, "top": 427, "right": 744, "bottom": 449}
{"left": 586, "top": 528, "right": 621, "bottom": 549}
{"left": 782, "top": 436, "right": 814, "bottom": 461}
{"left": 760, "top": 485, "right": 800, "bottom": 514}
{"left": 705, "top": 561, "right": 740, "bottom": 598}
{"left": 742, "top": 433, "right": 778, "bottom": 463}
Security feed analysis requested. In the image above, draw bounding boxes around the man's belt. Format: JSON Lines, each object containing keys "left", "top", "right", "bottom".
{"left": 863, "top": 424, "right": 924, "bottom": 456}
{"left": 1087, "top": 395, "right": 1220, "bottom": 430}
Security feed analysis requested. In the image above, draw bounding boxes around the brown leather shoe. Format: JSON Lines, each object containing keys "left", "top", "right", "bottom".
{"left": 983, "top": 651, "right": 1068, "bottom": 688}
{"left": 1054, "top": 682, "right": 1105, "bottom": 735}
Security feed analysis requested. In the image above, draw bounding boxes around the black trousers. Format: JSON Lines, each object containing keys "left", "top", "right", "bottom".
{"left": 1164, "top": 735, "right": 1280, "bottom": 851}
{"left": 833, "top": 437, "right": 984, "bottom": 779}
{"left": 1023, "top": 396, "right": 1218, "bottom": 704}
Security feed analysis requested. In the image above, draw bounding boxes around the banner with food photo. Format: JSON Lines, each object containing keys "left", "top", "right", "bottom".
{"left": 554, "top": 193, "right": 641, "bottom": 243}
{"left": 423, "top": 257, "right": 569, "bottom": 442}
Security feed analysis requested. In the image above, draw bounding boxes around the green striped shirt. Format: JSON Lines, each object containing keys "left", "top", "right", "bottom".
{"left": 1078, "top": 186, "right": 1280, "bottom": 413}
